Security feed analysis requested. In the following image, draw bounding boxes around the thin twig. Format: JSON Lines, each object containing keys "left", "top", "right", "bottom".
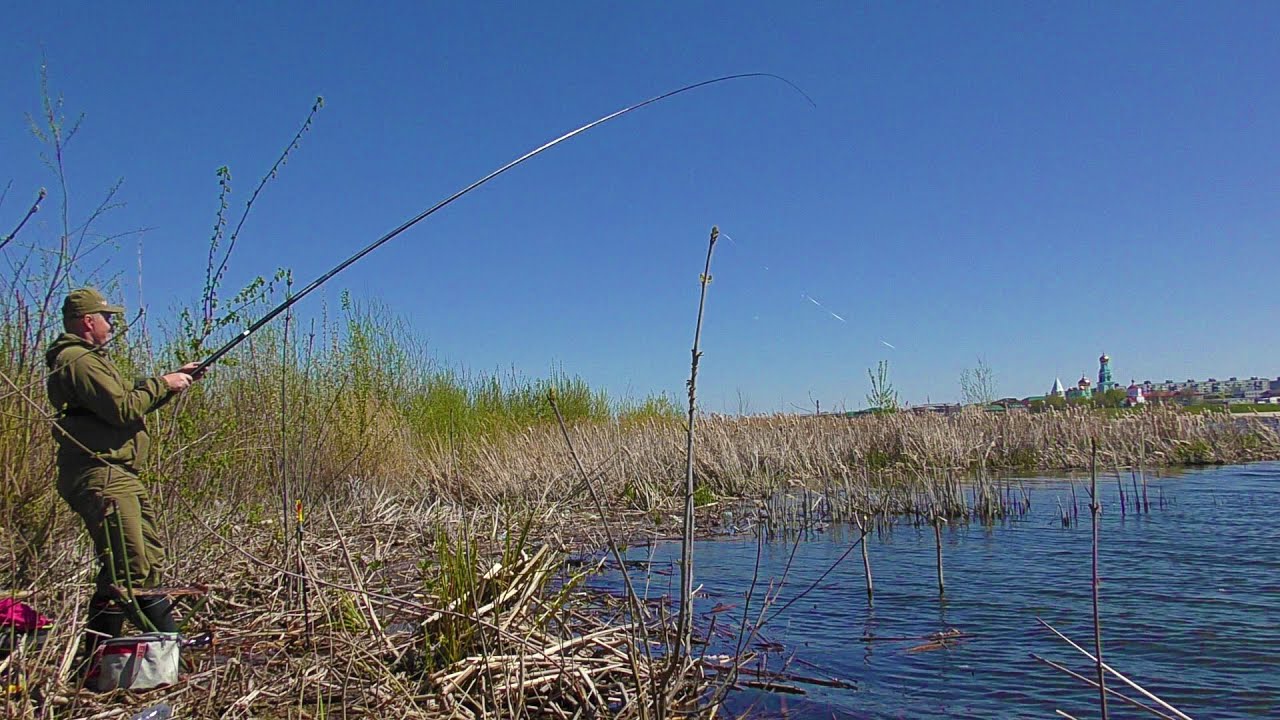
{"left": 0, "top": 187, "right": 46, "bottom": 252}
{"left": 678, "top": 226, "right": 718, "bottom": 662}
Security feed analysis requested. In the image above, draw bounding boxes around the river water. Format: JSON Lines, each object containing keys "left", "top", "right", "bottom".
{"left": 610, "top": 462, "right": 1280, "bottom": 718}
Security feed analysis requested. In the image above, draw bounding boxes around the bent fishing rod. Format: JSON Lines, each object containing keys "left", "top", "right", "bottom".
{"left": 193, "top": 72, "right": 813, "bottom": 375}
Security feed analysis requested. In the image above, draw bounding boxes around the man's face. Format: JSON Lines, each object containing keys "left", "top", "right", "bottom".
{"left": 88, "top": 312, "right": 114, "bottom": 345}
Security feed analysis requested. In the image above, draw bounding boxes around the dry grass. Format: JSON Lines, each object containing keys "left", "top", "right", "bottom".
{"left": 405, "top": 406, "right": 1280, "bottom": 506}
{"left": 4, "top": 388, "right": 1278, "bottom": 718}
{"left": 2, "top": 488, "right": 699, "bottom": 719}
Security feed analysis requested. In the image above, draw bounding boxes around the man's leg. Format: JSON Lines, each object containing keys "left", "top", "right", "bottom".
{"left": 58, "top": 464, "right": 125, "bottom": 676}
{"left": 100, "top": 485, "right": 180, "bottom": 633}
{"left": 62, "top": 465, "right": 177, "bottom": 641}
{"left": 135, "top": 492, "right": 177, "bottom": 633}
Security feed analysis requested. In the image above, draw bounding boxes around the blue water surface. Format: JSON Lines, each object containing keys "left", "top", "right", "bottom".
{"left": 613, "top": 462, "right": 1280, "bottom": 718}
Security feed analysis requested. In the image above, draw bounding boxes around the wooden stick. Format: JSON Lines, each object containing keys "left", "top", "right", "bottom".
{"left": 546, "top": 392, "right": 654, "bottom": 720}
{"left": 1140, "top": 456, "right": 1150, "bottom": 513}
{"left": 740, "top": 679, "right": 805, "bottom": 695}
{"left": 326, "top": 505, "right": 396, "bottom": 655}
{"left": 1070, "top": 483, "right": 1079, "bottom": 526}
{"left": 678, "top": 225, "right": 719, "bottom": 662}
{"left": 1116, "top": 469, "right": 1126, "bottom": 518}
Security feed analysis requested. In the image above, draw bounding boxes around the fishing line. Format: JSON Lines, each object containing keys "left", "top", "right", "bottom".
{"left": 721, "top": 231, "right": 849, "bottom": 323}
{"left": 720, "top": 230, "right": 896, "bottom": 351}
{"left": 194, "top": 73, "right": 815, "bottom": 375}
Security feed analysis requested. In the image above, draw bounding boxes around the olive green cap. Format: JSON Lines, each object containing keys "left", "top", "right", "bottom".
{"left": 62, "top": 287, "right": 125, "bottom": 318}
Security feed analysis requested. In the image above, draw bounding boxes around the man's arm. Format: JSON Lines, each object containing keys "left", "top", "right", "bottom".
{"left": 66, "top": 353, "right": 178, "bottom": 427}
{"left": 142, "top": 377, "right": 177, "bottom": 412}
{"left": 145, "top": 362, "right": 205, "bottom": 411}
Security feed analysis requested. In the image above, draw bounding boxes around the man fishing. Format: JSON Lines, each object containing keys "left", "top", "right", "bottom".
{"left": 45, "top": 287, "right": 203, "bottom": 670}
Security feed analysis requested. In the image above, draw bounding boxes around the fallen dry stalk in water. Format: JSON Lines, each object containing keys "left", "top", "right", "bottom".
{"left": 1037, "top": 617, "right": 1195, "bottom": 720}
{"left": 1030, "top": 653, "right": 1179, "bottom": 720}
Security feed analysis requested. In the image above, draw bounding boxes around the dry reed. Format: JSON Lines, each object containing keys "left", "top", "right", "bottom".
{"left": 2, "top": 489, "right": 701, "bottom": 719}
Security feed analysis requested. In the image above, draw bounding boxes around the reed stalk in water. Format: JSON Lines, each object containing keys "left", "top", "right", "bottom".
{"left": 1116, "top": 467, "right": 1127, "bottom": 519}
{"left": 1140, "top": 456, "right": 1150, "bottom": 513}
{"left": 1030, "top": 653, "right": 1180, "bottom": 720}
{"left": 933, "top": 515, "right": 945, "bottom": 597}
{"left": 855, "top": 513, "right": 874, "bottom": 606}
{"left": 677, "top": 226, "right": 718, "bottom": 663}
{"left": 1090, "top": 439, "right": 1110, "bottom": 719}
{"left": 1040, "top": 618, "right": 1194, "bottom": 720}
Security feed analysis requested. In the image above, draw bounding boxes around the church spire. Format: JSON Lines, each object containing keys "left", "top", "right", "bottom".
{"left": 1098, "top": 353, "right": 1116, "bottom": 392}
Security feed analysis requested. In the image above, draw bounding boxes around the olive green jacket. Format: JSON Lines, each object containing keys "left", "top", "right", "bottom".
{"left": 45, "top": 333, "right": 173, "bottom": 469}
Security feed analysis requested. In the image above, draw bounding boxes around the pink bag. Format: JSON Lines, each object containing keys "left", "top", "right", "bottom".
{"left": 0, "top": 598, "right": 51, "bottom": 633}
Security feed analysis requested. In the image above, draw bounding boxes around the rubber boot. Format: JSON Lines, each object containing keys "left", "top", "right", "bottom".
{"left": 138, "top": 596, "right": 178, "bottom": 634}
{"left": 75, "top": 598, "right": 125, "bottom": 681}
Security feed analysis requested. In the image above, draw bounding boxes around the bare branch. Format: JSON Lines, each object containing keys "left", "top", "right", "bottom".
{"left": 0, "top": 187, "right": 46, "bottom": 252}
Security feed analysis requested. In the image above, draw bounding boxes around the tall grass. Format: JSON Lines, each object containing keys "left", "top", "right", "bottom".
{"left": 389, "top": 407, "right": 1280, "bottom": 508}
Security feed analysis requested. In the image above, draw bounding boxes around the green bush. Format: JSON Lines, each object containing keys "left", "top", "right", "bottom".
{"left": 692, "top": 484, "right": 716, "bottom": 507}
{"left": 1172, "top": 439, "right": 1215, "bottom": 465}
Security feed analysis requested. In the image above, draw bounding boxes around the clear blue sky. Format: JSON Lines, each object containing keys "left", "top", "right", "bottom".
{"left": 2, "top": 3, "right": 1277, "bottom": 412}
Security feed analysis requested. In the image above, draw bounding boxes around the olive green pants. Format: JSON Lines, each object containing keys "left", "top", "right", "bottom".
{"left": 57, "top": 463, "right": 165, "bottom": 592}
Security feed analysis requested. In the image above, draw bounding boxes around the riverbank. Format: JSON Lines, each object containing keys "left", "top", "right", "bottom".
{"left": 2, "top": 496, "right": 706, "bottom": 719}
{"left": 3, "top": 408, "right": 1278, "bottom": 717}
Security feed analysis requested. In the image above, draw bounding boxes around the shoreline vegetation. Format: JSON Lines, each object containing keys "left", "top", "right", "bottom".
{"left": 5, "top": 86, "right": 1278, "bottom": 719}
{"left": 5, "top": 327, "right": 1278, "bottom": 718}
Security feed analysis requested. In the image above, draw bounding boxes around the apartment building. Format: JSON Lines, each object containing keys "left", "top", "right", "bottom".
{"left": 1141, "top": 376, "right": 1279, "bottom": 400}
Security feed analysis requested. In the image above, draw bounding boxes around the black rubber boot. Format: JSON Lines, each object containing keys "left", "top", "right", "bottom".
{"left": 138, "top": 596, "right": 178, "bottom": 634}
{"left": 75, "top": 598, "right": 125, "bottom": 681}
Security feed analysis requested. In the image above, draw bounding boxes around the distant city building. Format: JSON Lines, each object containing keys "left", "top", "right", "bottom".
{"left": 1028, "top": 355, "right": 1277, "bottom": 408}
{"left": 910, "top": 403, "right": 962, "bottom": 416}
{"left": 1054, "top": 354, "right": 1118, "bottom": 402}
{"left": 1139, "top": 376, "right": 1279, "bottom": 401}
{"left": 1126, "top": 381, "right": 1145, "bottom": 407}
